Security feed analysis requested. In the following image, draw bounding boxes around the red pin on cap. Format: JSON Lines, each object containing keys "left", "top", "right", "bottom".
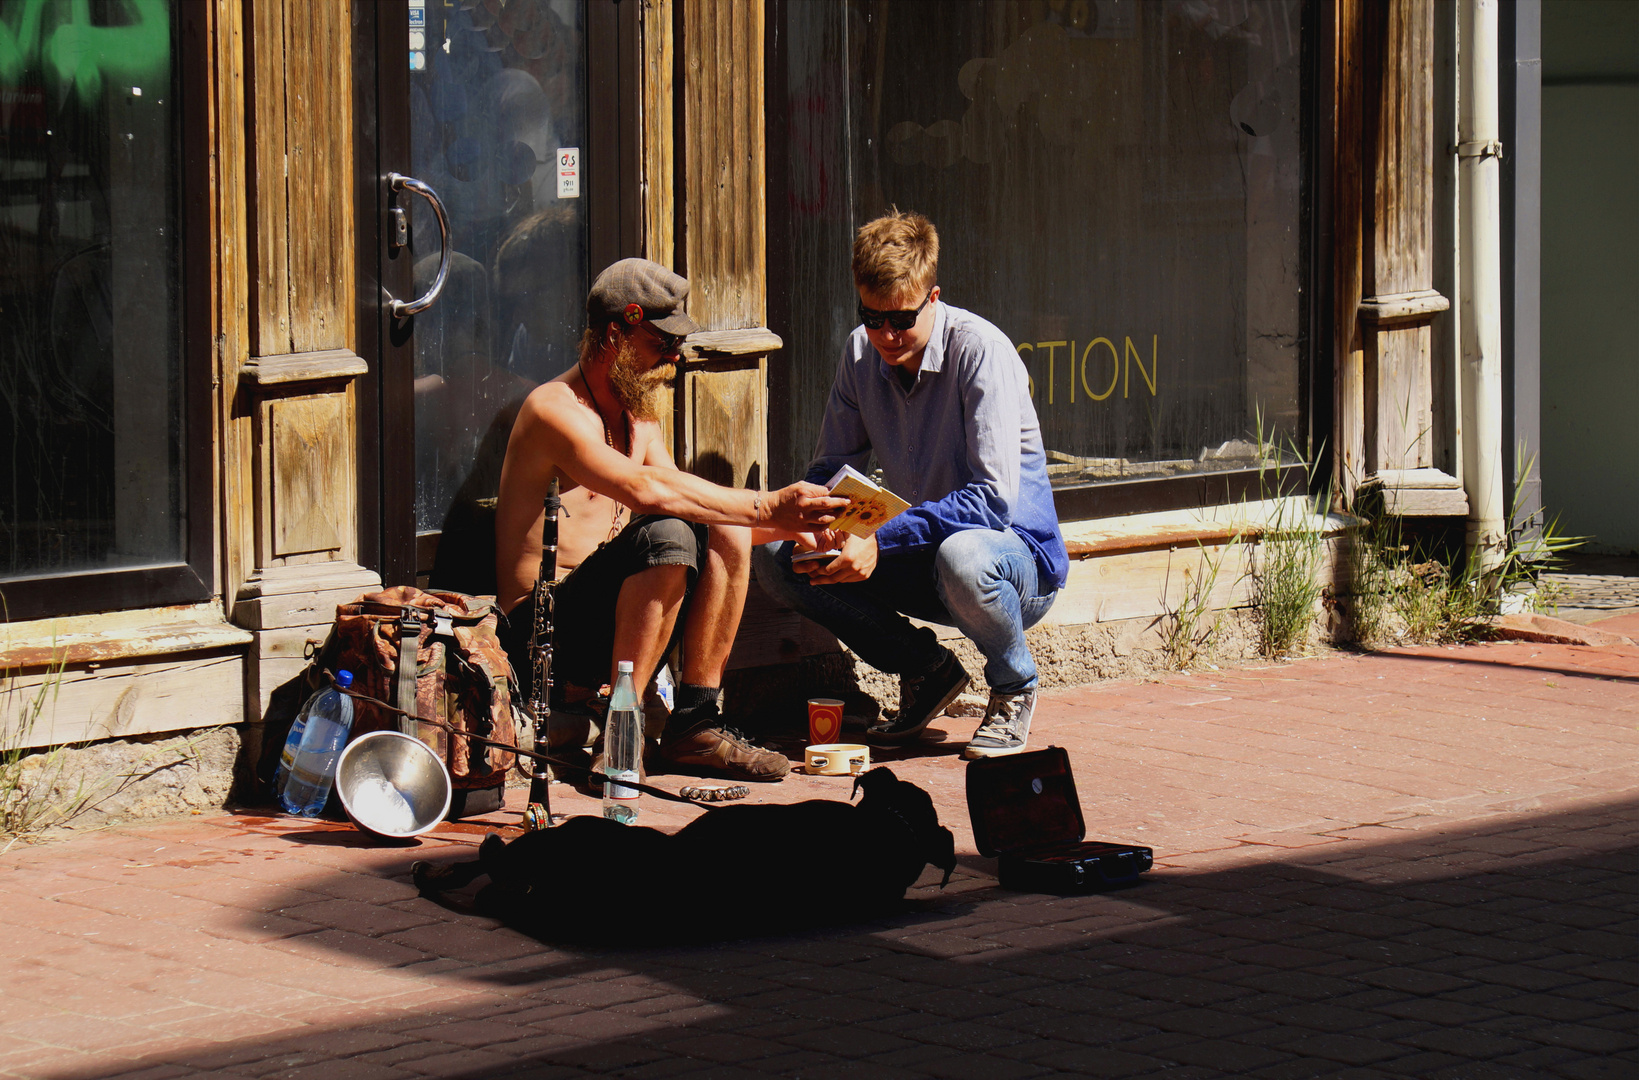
{"left": 623, "top": 303, "right": 644, "bottom": 325}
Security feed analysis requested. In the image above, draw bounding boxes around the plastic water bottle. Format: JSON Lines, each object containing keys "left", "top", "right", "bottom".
{"left": 279, "top": 671, "right": 356, "bottom": 817}
{"left": 274, "top": 683, "right": 328, "bottom": 795}
{"left": 602, "top": 661, "right": 642, "bottom": 824}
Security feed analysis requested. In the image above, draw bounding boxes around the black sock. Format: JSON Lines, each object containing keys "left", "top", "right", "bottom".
{"left": 667, "top": 684, "right": 722, "bottom": 732}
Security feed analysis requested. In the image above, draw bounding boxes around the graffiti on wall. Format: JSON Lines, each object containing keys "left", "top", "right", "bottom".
{"left": 0, "top": 0, "right": 169, "bottom": 105}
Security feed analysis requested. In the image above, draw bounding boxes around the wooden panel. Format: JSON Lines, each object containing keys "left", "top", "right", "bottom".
{"left": 6, "top": 654, "right": 246, "bottom": 750}
{"left": 730, "top": 578, "right": 840, "bottom": 671}
{"left": 1367, "top": 324, "right": 1434, "bottom": 472}
{"left": 1367, "top": 0, "right": 1435, "bottom": 298}
{"left": 684, "top": 361, "right": 766, "bottom": 490}
{"left": 0, "top": 605, "right": 251, "bottom": 671}
{"left": 1362, "top": 0, "right": 1439, "bottom": 482}
{"left": 248, "top": 0, "right": 290, "bottom": 355}
{"left": 239, "top": 349, "right": 368, "bottom": 386}
{"left": 640, "top": 0, "right": 674, "bottom": 267}
{"left": 269, "top": 396, "right": 349, "bottom": 557}
{"left": 680, "top": 0, "right": 765, "bottom": 329}
{"left": 248, "top": 0, "right": 354, "bottom": 356}
{"left": 1040, "top": 545, "right": 1257, "bottom": 627}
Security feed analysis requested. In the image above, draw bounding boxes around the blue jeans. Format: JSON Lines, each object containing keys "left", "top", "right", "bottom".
{"left": 753, "top": 529, "right": 1056, "bottom": 695}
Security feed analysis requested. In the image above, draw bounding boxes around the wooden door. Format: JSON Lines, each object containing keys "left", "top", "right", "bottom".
{"left": 356, "top": 0, "right": 640, "bottom": 589}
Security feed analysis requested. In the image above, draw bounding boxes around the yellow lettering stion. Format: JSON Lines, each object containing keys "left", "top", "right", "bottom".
{"left": 1016, "top": 333, "right": 1159, "bottom": 405}
{"left": 1125, "top": 335, "right": 1157, "bottom": 398}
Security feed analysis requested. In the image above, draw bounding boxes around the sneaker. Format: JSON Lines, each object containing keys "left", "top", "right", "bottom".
{"left": 867, "top": 649, "right": 970, "bottom": 744}
{"left": 961, "top": 690, "right": 1037, "bottom": 759}
{"left": 659, "top": 722, "right": 790, "bottom": 781}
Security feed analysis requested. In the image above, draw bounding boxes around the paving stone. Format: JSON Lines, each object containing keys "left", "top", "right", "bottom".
{"left": 5, "top": 637, "right": 1639, "bottom": 1080}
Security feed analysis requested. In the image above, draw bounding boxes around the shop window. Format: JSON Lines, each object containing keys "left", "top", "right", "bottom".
{"left": 769, "top": 0, "right": 1313, "bottom": 513}
{"left": 0, "top": 0, "right": 207, "bottom": 619}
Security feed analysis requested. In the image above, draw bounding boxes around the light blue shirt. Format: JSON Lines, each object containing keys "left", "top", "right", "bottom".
{"left": 805, "top": 302, "right": 1069, "bottom": 590}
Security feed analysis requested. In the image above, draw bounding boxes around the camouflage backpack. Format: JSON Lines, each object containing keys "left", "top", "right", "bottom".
{"left": 314, "top": 586, "right": 523, "bottom": 793}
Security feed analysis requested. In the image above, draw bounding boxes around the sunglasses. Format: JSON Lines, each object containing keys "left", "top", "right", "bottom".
{"left": 858, "top": 289, "right": 933, "bottom": 332}
{"left": 639, "top": 322, "right": 685, "bottom": 355}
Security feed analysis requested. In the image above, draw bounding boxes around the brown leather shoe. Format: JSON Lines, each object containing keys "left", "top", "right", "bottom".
{"left": 659, "top": 723, "right": 790, "bottom": 782}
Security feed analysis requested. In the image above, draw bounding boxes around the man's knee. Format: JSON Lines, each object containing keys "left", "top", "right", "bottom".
{"left": 705, "top": 523, "right": 753, "bottom": 569}
{"left": 933, "top": 530, "right": 995, "bottom": 589}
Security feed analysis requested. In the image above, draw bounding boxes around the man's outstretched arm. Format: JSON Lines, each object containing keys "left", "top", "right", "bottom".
{"left": 523, "top": 390, "right": 846, "bottom": 532}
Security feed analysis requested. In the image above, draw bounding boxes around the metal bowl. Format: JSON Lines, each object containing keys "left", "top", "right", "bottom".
{"left": 335, "top": 730, "right": 452, "bottom": 840}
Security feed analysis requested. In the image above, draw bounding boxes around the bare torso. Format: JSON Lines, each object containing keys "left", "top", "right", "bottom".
{"left": 493, "top": 370, "right": 669, "bottom": 614}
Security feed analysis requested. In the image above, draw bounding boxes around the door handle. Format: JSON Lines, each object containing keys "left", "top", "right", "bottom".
{"left": 385, "top": 172, "right": 452, "bottom": 319}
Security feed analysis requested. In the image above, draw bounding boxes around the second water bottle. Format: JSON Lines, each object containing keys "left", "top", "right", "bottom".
{"left": 602, "top": 661, "right": 642, "bottom": 824}
{"left": 279, "top": 670, "right": 357, "bottom": 817}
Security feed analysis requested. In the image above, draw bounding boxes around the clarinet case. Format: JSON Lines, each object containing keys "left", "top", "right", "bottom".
{"left": 966, "top": 747, "right": 1153, "bottom": 894}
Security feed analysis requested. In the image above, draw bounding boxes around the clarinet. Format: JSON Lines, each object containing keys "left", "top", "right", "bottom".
{"left": 524, "top": 478, "right": 560, "bottom": 829}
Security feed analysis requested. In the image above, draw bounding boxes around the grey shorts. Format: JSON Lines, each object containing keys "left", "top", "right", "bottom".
{"left": 502, "top": 514, "right": 707, "bottom": 699}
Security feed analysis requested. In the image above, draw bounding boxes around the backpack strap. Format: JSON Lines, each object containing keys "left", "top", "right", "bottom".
{"left": 395, "top": 607, "right": 422, "bottom": 736}
{"left": 426, "top": 611, "right": 495, "bottom": 776}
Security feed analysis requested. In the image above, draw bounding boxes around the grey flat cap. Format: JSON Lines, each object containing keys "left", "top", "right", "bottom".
{"left": 586, "top": 258, "right": 701, "bottom": 336}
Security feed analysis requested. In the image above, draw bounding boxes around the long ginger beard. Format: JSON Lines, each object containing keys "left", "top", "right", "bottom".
{"left": 605, "top": 334, "right": 675, "bottom": 422}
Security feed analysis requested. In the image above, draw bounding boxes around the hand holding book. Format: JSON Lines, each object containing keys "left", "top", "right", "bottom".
{"left": 791, "top": 465, "right": 910, "bottom": 567}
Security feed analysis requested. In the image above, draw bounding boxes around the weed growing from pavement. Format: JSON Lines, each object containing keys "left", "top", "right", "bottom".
{"left": 1344, "top": 449, "right": 1581, "bottom": 647}
{"left": 1161, "top": 538, "right": 1238, "bottom": 669}
{"left": 0, "top": 639, "right": 89, "bottom": 847}
{"left": 1249, "top": 419, "right": 1331, "bottom": 659}
{"left": 0, "top": 605, "right": 204, "bottom": 847}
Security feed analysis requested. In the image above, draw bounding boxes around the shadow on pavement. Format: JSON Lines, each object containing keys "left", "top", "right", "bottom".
{"left": 1379, "top": 646, "right": 1639, "bottom": 686}
{"left": 59, "top": 795, "right": 1639, "bottom": 1080}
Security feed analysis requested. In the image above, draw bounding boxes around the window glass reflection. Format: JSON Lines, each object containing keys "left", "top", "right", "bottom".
{"left": 408, "top": 0, "right": 588, "bottom": 549}
{"left": 779, "top": 0, "right": 1306, "bottom": 490}
{"left": 0, "top": 0, "right": 182, "bottom": 580}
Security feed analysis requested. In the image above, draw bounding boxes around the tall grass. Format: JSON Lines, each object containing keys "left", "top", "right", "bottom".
{"left": 1161, "top": 538, "right": 1239, "bottom": 670}
{"left": 1345, "top": 449, "right": 1581, "bottom": 647}
{"left": 1250, "top": 418, "right": 1331, "bottom": 658}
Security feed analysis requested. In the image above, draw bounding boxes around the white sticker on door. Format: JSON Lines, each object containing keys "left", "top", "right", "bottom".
{"left": 556, "top": 148, "right": 580, "bottom": 199}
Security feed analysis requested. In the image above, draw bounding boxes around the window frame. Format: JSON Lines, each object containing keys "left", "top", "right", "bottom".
{"left": 0, "top": 1, "right": 215, "bottom": 623}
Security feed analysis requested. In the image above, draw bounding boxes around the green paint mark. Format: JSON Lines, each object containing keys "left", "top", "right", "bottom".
{"left": 1, "top": 0, "right": 169, "bottom": 104}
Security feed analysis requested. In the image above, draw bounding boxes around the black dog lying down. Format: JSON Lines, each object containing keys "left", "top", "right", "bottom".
{"left": 413, "top": 767, "right": 957, "bottom": 943}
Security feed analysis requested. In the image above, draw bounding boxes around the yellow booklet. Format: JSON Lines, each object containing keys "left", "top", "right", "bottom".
{"left": 826, "top": 464, "right": 912, "bottom": 537}
{"left": 793, "top": 465, "right": 913, "bottom": 564}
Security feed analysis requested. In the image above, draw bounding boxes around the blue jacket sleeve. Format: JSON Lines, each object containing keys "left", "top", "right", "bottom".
{"left": 872, "top": 332, "right": 1024, "bottom": 555}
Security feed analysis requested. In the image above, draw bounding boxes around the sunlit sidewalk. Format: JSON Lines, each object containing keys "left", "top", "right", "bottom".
{"left": 2, "top": 615, "right": 1636, "bottom": 1080}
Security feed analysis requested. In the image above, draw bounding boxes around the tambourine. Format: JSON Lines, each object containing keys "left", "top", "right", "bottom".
{"left": 805, "top": 743, "right": 870, "bottom": 776}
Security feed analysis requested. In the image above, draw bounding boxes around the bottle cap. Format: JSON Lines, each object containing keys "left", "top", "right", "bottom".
{"left": 617, "top": 660, "right": 634, "bottom": 673}
{"left": 335, "top": 670, "right": 354, "bottom": 688}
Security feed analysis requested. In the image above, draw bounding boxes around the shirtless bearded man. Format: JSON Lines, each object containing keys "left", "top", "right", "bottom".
{"left": 495, "top": 259, "right": 845, "bottom": 782}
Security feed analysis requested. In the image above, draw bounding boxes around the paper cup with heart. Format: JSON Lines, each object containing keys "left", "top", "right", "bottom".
{"left": 806, "top": 697, "right": 844, "bottom": 745}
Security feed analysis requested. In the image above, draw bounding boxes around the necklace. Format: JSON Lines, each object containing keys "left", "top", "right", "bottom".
{"left": 578, "top": 362, "right": 629, "bottom": 540}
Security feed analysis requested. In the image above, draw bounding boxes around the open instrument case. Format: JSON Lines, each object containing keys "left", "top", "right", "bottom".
{"left": 966, "top": 747, "right": 1154, "bottom": 894}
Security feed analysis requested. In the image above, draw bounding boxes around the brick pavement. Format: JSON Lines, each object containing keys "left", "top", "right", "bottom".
{"left": 2, "top": 615, "right": 1636, "bottom": 1080}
